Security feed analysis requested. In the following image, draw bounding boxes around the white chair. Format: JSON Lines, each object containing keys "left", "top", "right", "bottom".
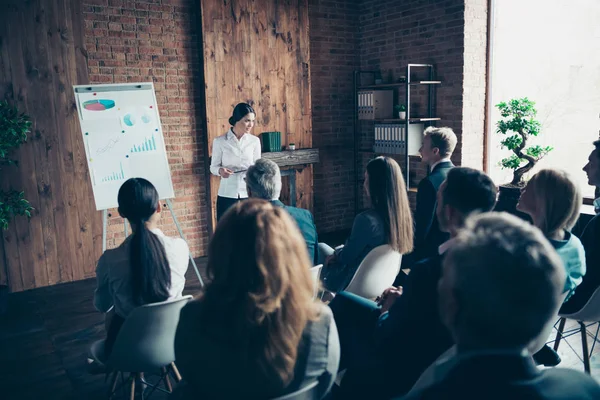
{"left": 310, "top": 264, "right": 323, "bottom": 300}
{"left": 553, "top": 287, "right": 600, "bottom": 373}
{"left": 270, "top": 381, "right": 319, "bottom": 400}
{"left": 344, "top": 245, "right": 402, "bottom": 300}
{"left": 88, "top": 295, "right": 193, "bottom": 399}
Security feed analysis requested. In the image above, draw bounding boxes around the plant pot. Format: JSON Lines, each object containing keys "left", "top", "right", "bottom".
{"left": 494, "top": 184, "right": 532, "bottom": 222}
{"left": 398, "top": 111, "right": 406, "bottom": 120}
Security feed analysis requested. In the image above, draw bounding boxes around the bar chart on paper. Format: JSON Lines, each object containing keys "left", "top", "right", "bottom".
{"left": 96, "top": 162, "right": 127, "bottom": 184}
{"left": 130, "top": 133, "right": 157, "bottom": 153}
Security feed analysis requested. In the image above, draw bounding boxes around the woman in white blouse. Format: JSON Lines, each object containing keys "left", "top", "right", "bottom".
{"left": 210, "top": 103, "right": 261, "bottom": 220}
{"left": 93, "top": 178, "right": 189, "bottom": 358}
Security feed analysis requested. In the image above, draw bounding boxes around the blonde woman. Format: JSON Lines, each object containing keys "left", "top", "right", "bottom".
{"left": 517, "top": 168, "right": 586, "bottom": 301}
{"left": 319, "top": 156, "right": 414, "bottom": 292}
{"left": 174, "top": 199, "right": 340, "bottom": 399}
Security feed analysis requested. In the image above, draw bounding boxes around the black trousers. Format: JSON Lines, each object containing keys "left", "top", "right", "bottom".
{"left": 216, "top": 196, "right": 245, "bottom": 221}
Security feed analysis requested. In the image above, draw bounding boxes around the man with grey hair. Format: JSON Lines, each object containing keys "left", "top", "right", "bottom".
{"left": 402, "top": 213, "right": 600, "bottom": 399}
{"left": 246, "top": 158, "right": 318, "bottom": 264}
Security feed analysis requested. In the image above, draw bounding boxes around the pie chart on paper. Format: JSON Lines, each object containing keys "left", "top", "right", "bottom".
{"left": 83, "top": 99, "right": 116, "bottom": 111}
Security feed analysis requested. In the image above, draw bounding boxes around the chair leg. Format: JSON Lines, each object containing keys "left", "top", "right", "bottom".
{"left": 109, "top": 371, "right": 119, "bottom": 395}
{"left": 580, "top": 322, "right": 591, "bottom": 374}
{"left": 129, "top": 373, "right": 137, "bottom": 400}
{"left": 171, "top": 362, "right": 182, "bottom": 382}
{"left": 553, "top": 317, "right": 566, "bottom": 351}
{"left": 162, "top": 367, "right": 173, "bottom": 392}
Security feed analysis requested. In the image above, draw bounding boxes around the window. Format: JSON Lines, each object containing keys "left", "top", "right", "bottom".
{"left": 487, "top": 0, "right": 600, "bottom": 198}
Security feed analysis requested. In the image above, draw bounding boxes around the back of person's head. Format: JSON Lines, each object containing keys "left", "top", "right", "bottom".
{"left": 520, "top": 169, "right": 581, "bottom": 237}
{"left": 246, "top": 159, "right": 282, "bottom": 200}
{"left": 423, "top": 127, "right": 458, "bottom": 158}
{"left": 229, "top": 103, "right": 255, "bottom": 126}
{"left": 366, "top": 156, "right": 413, "bottom": 254}
{"left": 440, "top": 212, "right": 566, "bottom": 350}
{"left": 117, "top": 178, "right": 171, "bottom": 305}
{"left": 438, "top": 167, "right": 497, "bottom": 232}
{"left": 204, "top": 199, "right": 318, "bottom": 388}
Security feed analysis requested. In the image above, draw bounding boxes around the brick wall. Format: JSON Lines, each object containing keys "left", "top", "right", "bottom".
{"left": 358, "top": 0, "right": 466, "bottom": 191}
{"left": 309, "top": 0, "right": 360, "bottom": 233}
{"left": 82, "top": 0, "right": 209, "bottom": 257}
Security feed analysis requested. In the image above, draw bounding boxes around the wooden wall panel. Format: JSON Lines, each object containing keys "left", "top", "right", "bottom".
{"left": 0, "top": 0, "right": 101, "bottom": 292}
{"left": 201, "top": 0, "right": 313, "bottom": 228}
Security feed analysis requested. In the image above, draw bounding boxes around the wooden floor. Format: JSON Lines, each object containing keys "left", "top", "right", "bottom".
{"left": 1, "top": 245, "right": 599, "bottom": 399}
{"left": 0, "top": 258, "right": 208, "bottom": 400}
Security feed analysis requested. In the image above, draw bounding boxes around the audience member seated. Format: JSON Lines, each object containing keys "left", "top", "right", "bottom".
{"left": 246, "top": 158, "right": 319, "bottom": 264}
{"left": 400, "top": 213, "right": 600, "bottom": 400}
{"left": 410, "top": 127, "right": 457, "bottom": 263}
{"left": 517, "top": 169, "right": 587, "bottom": 366}
{"left": 319, "top": 156, "right": 414, "bottom": 293}
{"left": 561, "top": 140, "right": 600, "bottom": 314}
{"left": 174, "top": 199, "right": 340, "bottom": 399}
{"left": 93, "top": 178, "right": 189, "bottom": 358}
{"left": 330, "top": 167, "right": 497, "bottom": 399}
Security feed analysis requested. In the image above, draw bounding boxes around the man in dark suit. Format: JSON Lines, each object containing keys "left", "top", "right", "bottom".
{"left": 401, "top": 213, "right": 600, "bottom": 400}
{"left": 246, "top": 158, "right": 319, "bottom": 264}
{"left": 412, "top": 127, "right": 457, "bottom": 263}
{"left": 561, "top": 140, "right": 600, "bottom": 313}
{"left": 330, "top": 167, "right": 497, "bottom": 399}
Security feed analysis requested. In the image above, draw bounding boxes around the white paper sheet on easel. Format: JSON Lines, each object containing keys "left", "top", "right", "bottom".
{"left": 74, "top": 82, "right": 175, "bottom": 210}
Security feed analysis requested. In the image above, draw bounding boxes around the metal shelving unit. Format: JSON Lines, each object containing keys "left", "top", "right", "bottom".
{"left": 353, "top": 64, "right": 440, "bottom": 214}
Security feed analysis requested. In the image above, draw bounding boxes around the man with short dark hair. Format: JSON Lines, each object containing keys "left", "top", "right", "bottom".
{"left": 246, "top": 158, "right": 319, "bottom": 264}
{"left": 560, "top": 140, "right": 600, "bottom": 313}
{"left": 331, "top": 167, "right": 497, "bottom": 399}
{"left": 402, "top": 213, "right": 600, "bottom": 399}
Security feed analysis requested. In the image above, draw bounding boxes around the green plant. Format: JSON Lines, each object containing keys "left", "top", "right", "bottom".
{"left": 0, "top": 101, "right": 33, "bottom": 229}
{"left": 496, "top": 98, "right": 553, "bottom": 186}
{"left": 394, "top": 104, "right": 406, "bottom": 112}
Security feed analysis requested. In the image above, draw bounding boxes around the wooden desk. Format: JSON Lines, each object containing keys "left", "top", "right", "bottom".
{"left": 263, "top": 149, "right": 319, "bottom": 207}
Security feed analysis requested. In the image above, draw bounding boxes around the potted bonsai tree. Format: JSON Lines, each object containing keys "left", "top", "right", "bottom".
{"left": 494, "top": 97, "right": 552, "bottom": 216}
{"left": 394, "top": 104, "right": 406, "bottom": 120}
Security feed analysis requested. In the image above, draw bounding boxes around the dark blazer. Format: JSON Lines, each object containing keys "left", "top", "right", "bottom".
{"left": 413, "top": 160, "right": 454, "bottom": 262}
{"left": 400, "top": 352, "right": 600, "bottom": 400}
{"left": 560, "top": 214, "right": 600, "bottom": 313}
{"left": 336, "top": 254, "right": 454, "bottom": 399}
{"left": 271, "top": 200, "right": 319, "bottom": 265}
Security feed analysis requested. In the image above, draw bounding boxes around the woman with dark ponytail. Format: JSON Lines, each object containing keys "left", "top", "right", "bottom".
{"left": 209, "top": 103, "right": 261, "bottom": 221}
{"left": 94, "top": 178, "right": 189, "bottom": 356}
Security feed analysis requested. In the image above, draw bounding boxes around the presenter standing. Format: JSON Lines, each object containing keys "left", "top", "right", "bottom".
{"left": 210, "top": 103, "right": 261, "bottom": 221}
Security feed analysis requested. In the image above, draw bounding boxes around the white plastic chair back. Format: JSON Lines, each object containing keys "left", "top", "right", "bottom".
{"left": 559, "top": 287, "right": 600, "bottom": 321}
{"left": 310, "top": 264, "right": 323, "bottom": 299}
{"left": 107, "top": 295, "right": 192, "bottom": 372}
{"left": 345, "top": 245, "right": 402, "bottom": 299}
{"left": 270, "top": 381, "right": 319, "bottom": 400}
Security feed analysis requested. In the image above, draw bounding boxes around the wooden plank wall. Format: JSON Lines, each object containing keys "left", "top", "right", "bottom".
{"left": 200, "top": 0, "right": 313, "bottom": 229}
{"left": 0, "top": 0, "right": 102, "bottom": 292}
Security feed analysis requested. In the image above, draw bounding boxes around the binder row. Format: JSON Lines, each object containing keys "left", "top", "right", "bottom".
{"left": 358, "top": 91, "right": 374, "bottom": 118}
{"left": 374, "top": 124, "right": 406, "bottom": 154}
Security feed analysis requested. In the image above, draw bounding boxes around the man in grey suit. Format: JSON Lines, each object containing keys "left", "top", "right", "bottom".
{"left": 246, "top": 158, "right": 319, "bottom": 265}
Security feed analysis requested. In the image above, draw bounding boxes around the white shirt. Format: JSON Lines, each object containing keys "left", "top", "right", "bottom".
{"left": 210, "top": 129, "right": 261, "bottom": 199}
{"left": 94, "top": 228, "right": 189, "bottom": 318}
{"left": 430, "top": 157, "right": 451, "bottom": 172}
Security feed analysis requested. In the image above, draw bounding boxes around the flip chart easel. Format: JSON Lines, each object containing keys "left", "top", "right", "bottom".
{"left": 74, "top": 82, "right": 203, "bottom": 287}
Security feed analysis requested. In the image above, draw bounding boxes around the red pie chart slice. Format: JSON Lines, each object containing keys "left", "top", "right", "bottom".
{"left": 83, "top": 99, "right": 116, "bottom": 111}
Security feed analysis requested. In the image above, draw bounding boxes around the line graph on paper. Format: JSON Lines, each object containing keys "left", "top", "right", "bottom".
{"left": 95, "top": 137, "right": 121, "bottom": 155}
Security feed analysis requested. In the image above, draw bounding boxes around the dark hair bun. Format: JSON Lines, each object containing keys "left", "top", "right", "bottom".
{"left": 229, "top": 103, "right": 255, "bottom": 127}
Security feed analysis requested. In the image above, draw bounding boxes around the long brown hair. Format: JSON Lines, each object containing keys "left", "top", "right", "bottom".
{"left": 202, "top": 199, "right": 318, "bottom": 387}
{"left": 366, "top": 156, "right": 414, "bottom": 254}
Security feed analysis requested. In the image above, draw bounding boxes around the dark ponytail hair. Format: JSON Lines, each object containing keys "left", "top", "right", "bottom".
{"left": 117, "top": 178, "right": 171, "bottom": 305}
{"left": 229, "top": 103, "right": 255, "bottom": 126}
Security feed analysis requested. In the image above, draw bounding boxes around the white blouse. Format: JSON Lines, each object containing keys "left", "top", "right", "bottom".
{"left": 210, "top": 129, "right": 261, "bottom": 199}
{"left": 93, "top": 228, "right": 189, "bottom": 318}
